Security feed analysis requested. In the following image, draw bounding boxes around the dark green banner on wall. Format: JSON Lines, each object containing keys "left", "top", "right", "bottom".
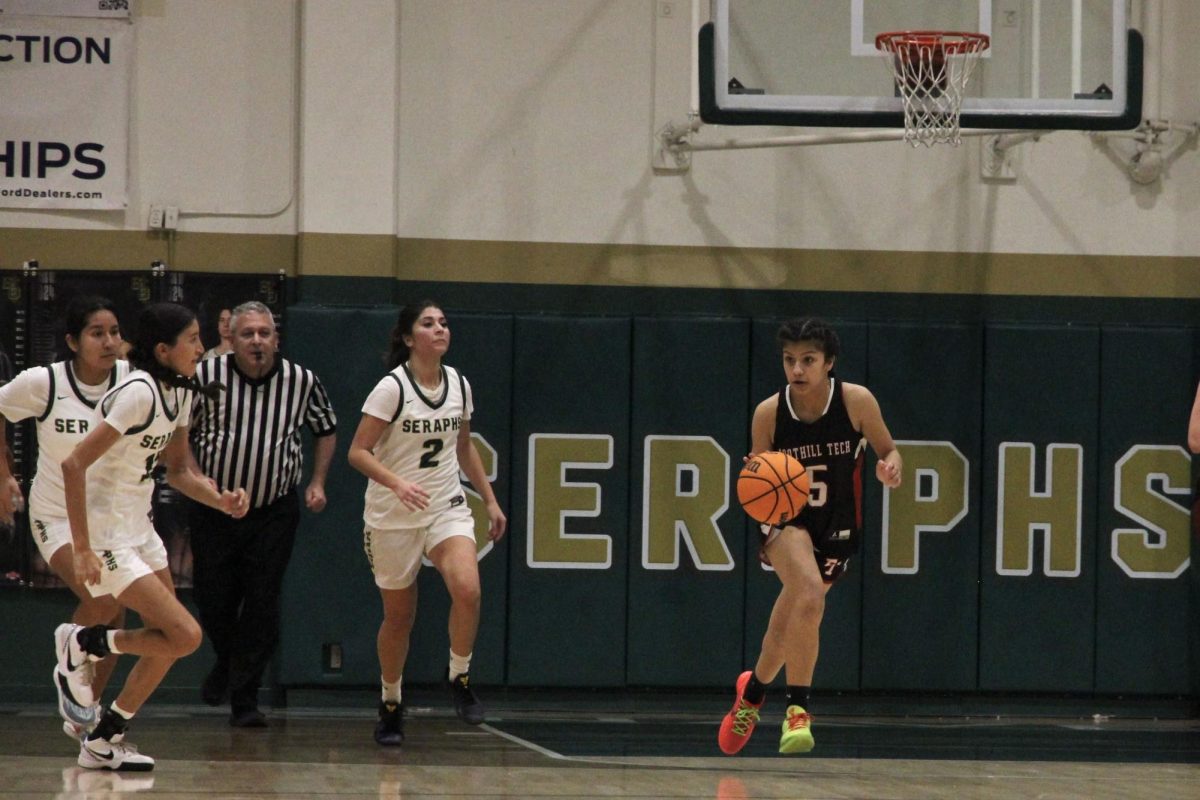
{"left": 862, "top": 323, "right": 983, "bottom": 692}
{"left": 1096, "top": 327, "right": 1193, "bottom": 694}
{"left": 980, "top": 324, "right": 1100, "bottom": 692}
{"left": 627, "top": 317, "right": 750, "bottom": 686}
{"left": 508, "top": 316, "right": 632, "bottom": 687}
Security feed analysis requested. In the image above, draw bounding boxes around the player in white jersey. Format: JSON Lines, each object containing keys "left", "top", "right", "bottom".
{"left": 0, "top": 297, "right": 133, "bottom": 734}
{"left": 348, "top": 301, "right": 506, "bottom": 746}
{"left": 55, "top": 303, "right": 248, "bottom": 772}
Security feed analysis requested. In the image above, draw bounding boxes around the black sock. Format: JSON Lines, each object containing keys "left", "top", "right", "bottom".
{"left": 88, "top": 708, "right": 129, "bottom": 742}
{"left": 785, "top": 685, "right": 811, "bottom": 710}
{"left": 743, "top": 672, "right": 767, "bottom": 705}
{"left": 77, "top": 625, "right": 113, "bottom": 659}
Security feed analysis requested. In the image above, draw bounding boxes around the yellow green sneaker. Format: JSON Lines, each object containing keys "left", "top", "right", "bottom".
{"left": 779, "top": 705, "right": 814, "bottom": 753}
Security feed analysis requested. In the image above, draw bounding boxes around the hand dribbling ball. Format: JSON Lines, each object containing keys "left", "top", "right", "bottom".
{"left": 737, "top": 451, "right": 810, "bottom": 526}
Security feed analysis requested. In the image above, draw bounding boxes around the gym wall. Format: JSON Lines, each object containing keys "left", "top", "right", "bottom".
{"left": 273, "top": 306, "right": 1196, "bottom": 697}
{"left": 0, "top": 0, "right": 1197, "bottom": 704}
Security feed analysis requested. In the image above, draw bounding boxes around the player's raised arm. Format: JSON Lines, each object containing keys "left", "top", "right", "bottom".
{"left": 845, "top": 383, "right": 901, "bottom": 489}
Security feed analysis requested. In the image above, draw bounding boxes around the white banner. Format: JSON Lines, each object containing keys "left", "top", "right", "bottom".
{"left": 0, "top": 17, "right": 130, "bottom": 209}
{"left": 0, "top": 1, "right": 130, "bottom": 19}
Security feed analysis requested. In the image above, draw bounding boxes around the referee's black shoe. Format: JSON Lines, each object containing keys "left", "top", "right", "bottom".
{"left": 201, "top": 662, "right": 228, "bottom": 707}
{"left": 447, "top": 671, "right": 485, "bottom": 725}
{"left": 374, "top": 701, "right": 404, "bottom": 746}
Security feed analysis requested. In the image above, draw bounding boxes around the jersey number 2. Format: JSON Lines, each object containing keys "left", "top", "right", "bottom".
{"left": 419, "top": 439, "right": 443, "bottom": 469}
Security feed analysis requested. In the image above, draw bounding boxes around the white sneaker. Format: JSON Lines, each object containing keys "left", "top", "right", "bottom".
{"left": 54, "top": 666, "right": 100, "bottom": 731}
{"left": 78, "top": 735, "right": 155, "bottom": 772}
{"left": 54, "top": 624, "right": 96, "bottom": 708}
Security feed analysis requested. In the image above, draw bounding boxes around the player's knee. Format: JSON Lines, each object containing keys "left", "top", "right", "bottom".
{"left": 170, "top": 617, "right": 203, "bottom": 656}
{"left": 449, "top": 579, "right": 481, "bottom": 609}
{"left": 793, "top": 584, "right": 825, "bottom": 620}
{"left": 381, "top": 611, "right": 415, "bottom": 636}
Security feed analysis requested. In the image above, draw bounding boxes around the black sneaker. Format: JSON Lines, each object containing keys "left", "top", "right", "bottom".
{"left": 228, "top": 708, "right": 268, "bottom": 728}
{"left": 201, "top": 663, "right": 228, "bottom": 707}
{"left": 448, "top": 672, "right": 484, "bottom": 725}
{"left": 374, "top": 701, "right": 404, "bottom": 746}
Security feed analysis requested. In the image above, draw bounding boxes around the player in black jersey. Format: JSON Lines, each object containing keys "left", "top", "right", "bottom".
{"left": 1189, "top": 381, "right": 1200, "bottom": 542}
{"left": 1189, "top": 380, "right": 1200, "bottom": 456}
{"left": 719, "top": 318, "right": 901, "bottom": 756}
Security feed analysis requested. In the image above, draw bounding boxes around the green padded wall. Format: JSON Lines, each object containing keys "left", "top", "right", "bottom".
{"left": 861, "top": 323, "right": 982, "bottom": 691}
{"left": 252, "top": 311, "right": 1200, "bottom": 696}
{"left": 1095, "top": 327, "right": 1193, "bottom": 693}
{"left": 507, "top": 316, "right": 631, "bottom": 686}
{"left": 980, "top": 324, "right": 1099, "bottom": 692}
{"left": 744, "top": 319, "right": 867, "bottom": 692}
{"left": 3, "top": 285, "right": 1199, "bottom": 704}
{"left": 1194, "top": 329, "right": 1200, "bottom": 697}
{"left": 280, "top": 306, "right": 395, "bottom": 687}
{"left": 626, "top": 317, "right": 750, "bottom": 686}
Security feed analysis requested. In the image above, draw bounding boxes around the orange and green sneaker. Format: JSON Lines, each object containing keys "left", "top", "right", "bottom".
{"left": 718, "top": 671, "right": 762, "bottom": 755}
{"left": 779, "top": 705, "right": 814, "bottom": 753}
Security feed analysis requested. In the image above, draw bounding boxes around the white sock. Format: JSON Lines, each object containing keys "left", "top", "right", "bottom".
{"left": 110, "top": 702, "right": 134, "bottom": 720}
{"left": 106, "top": 630, "right": 122, "bottom": 655}
{"left": 448, "top": 650, "right": 471, "bottom": 681}
{"left": 381, "top": 677, "right": 402, "bottom": 705}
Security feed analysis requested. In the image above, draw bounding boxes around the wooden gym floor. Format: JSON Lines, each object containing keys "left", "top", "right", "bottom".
{"left": 2, "top": 691, "right": 1198, "bottom": 800}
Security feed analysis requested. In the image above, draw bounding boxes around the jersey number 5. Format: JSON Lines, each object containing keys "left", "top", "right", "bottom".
{"left": 806, "top": 464, "right": 828, "bottom": 508}
{"left": 419, "top": 439, "right": 443, "bottom": 469}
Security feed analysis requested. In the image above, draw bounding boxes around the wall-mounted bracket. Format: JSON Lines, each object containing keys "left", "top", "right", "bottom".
{"left": 1089, "top": 119, "right": 1199, "bottom": 184}
{"left": 981, "top": 132, "right": 1049, "bottom": 181}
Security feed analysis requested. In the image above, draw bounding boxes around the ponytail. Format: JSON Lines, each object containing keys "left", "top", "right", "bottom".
{"left": 384, "top": 327, "right": 409, "bottom": 370}
{"left": 138, "top": 360, "right": 224, "bottom": 400}
{"left": 128, "top": 302, "right": 225, "bottom": 399}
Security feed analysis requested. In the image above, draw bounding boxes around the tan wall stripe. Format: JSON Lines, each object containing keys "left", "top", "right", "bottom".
{"left": 0, "top": 230, "right": 293, "bottom": 274}
{"left": 2, "top": 229, "right": 1199, "bottom": 299}
{"left": 298, "top": 232, "right": 394, "bottom": 279}
{"left": 397, "top": 239, "right": 1200, "bottom": 299}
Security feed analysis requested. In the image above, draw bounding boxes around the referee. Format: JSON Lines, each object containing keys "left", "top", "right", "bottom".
{"left": 188, "top": 300, "right": 337, "bottom": 727}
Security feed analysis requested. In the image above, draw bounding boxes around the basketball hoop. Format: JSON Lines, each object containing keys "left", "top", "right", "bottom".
{"left": 875, "top": 31, "right": 990, "bottom": 147}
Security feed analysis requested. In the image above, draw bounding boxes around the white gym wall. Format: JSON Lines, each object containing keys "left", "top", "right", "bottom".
{"left": 0, "top": 0, "right": 1196, "bottom": 267}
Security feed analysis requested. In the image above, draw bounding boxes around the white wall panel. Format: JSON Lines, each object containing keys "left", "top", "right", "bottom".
{"left": 299, "top": 0, "right": 397, "bottom": 234}
{"left": 0, "top": 0, "right": 1196, "bottom": 260}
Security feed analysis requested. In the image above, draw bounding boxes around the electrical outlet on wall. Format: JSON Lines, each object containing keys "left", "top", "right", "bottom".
{"left": 148, "top": 205, "right": 164, "bottom": 228}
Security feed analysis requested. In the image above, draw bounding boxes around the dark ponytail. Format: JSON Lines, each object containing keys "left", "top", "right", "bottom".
{"left": 385, "top": 300, "right": 440, "bottom": 369}
{"left": 128, "top": 303, "right": 224, "bottom": 399}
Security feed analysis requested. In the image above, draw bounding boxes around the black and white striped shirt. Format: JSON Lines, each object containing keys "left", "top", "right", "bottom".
{"left": 190, "top": 354, "right": 337, "bottom": 508}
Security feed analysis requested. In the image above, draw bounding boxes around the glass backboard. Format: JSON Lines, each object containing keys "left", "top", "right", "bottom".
{"left": 702, "top": 0, "right": 1141, "bottom": 130}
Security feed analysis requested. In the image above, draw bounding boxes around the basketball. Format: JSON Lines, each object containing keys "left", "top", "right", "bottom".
{"left": 737, "top": 451, "right": 810, "bottom": 526}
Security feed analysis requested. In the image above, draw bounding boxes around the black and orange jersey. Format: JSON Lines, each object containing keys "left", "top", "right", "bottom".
{"left": 770, "top": 377, "right": 866, "bottom": 539}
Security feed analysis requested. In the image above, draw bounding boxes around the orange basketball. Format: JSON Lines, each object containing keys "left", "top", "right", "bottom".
{"left": 737, "top": 451, "right": 810, "bottom": 526}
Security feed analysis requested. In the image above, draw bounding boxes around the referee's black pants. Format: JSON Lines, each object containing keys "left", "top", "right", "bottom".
{"left": 189, "top": 489, "right": 300, "bottom": 712}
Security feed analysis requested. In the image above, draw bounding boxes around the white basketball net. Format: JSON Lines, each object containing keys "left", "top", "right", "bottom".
{"left": 876, "top": 32, "right": 989, "bottom": 147}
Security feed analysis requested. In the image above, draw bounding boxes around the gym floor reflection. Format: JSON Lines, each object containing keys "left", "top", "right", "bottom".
{"left": 3, "top": 695, "right": 1198, "bottom": 800}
